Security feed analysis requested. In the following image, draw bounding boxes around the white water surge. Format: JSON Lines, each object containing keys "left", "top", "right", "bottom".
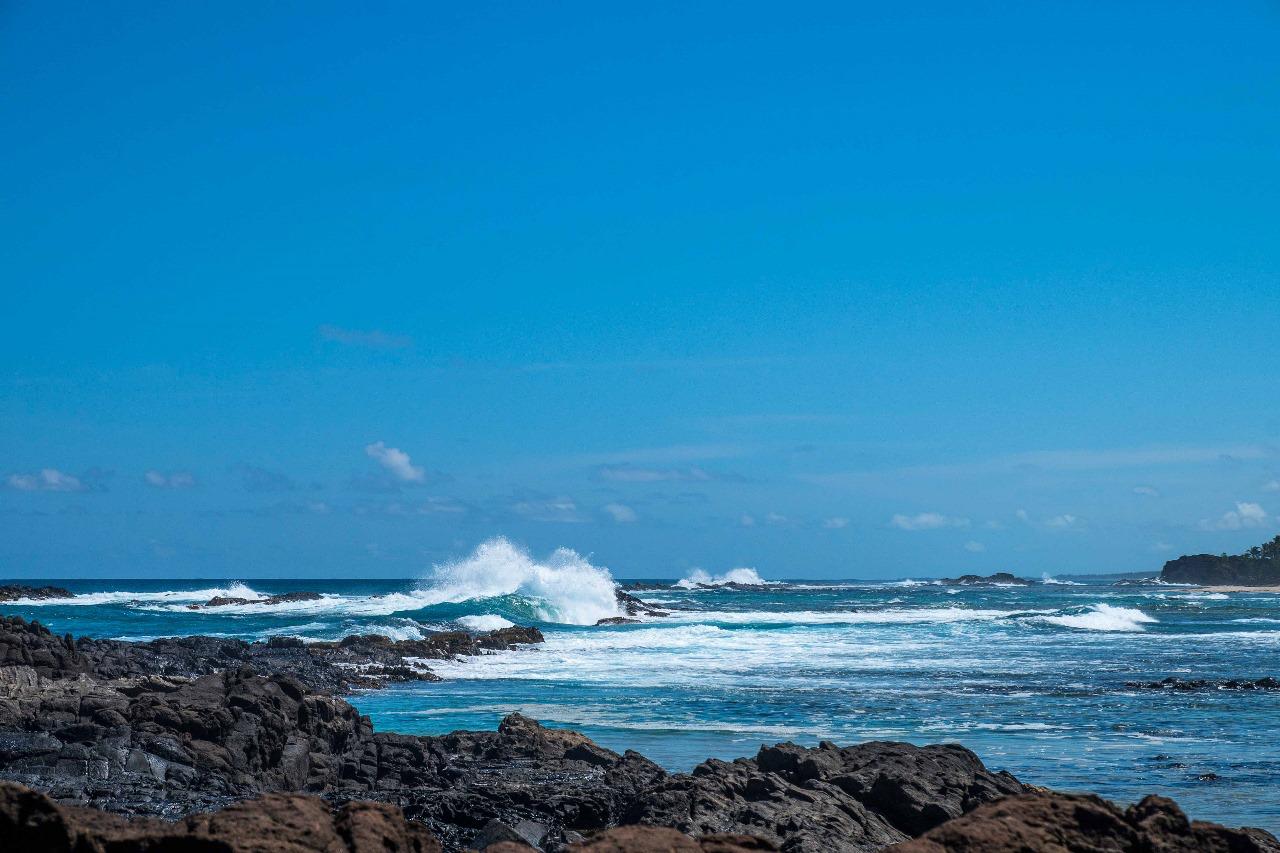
{"left": 422, "top": 537, "right": 620, "bottom": 625}
{"left": 676, "top": 567, "right": 772, "bottom": 589}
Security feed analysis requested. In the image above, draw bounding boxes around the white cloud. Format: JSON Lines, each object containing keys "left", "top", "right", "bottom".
{"left": 890, "top": 512, "right": 970, "bottom": 531}
{"left": 365, "top": 442, "right": 425, "bottom": 483}
{"left": 144, "top": 470, "right": 195, "bottom": 489}
{"left": 765, "top": 512, "right": 789, "bottom": 526}
{"left": 963, "top": 540, "right": 986, "bottom": 553}
{"left": 1200, "top": 501, "right": 1270, "bottom": 531}
{"left": 823, "top": 516, "right": 850, "bottom": 529}
{"left": 1264, "top": 480, "right": 1280, "bottom": 493}
{"left": 512, "top": 496, "right": 585, "bottom": 523}
{"left": 1151, "top": 541, "right": 1173, "bottom": 552}
{"left": 1015, "top": 509, "right": 1031, "bottom": 523}
{"left": 6, "top": 468, "right": 84, "bottom": 492}
{"left": 1132, "top": 485, "right": 1160, "bottom": 497}
{"left": 603, "top": 503, "right": 637, "bottom": 523}
{"left": 739, "top": 514, "right": 757, "bottom": 527}
{"left": 1046, "top": 514, "right": 1080, "bottom": 529}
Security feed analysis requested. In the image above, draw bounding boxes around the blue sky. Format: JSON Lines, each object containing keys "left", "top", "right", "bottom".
{"left": 3, "top": 2, "right": 1279, "bottom": 579}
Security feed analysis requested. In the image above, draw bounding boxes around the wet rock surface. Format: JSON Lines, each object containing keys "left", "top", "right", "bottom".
{"left": 0, "top": 585, "right": 73, "bottom": 603}
{"left": 1125, "top": 676, "right": 1280, "bottom": 691}
{"left": 194, "top": 591, "right": 326, "bottom": 608}
{"left": 614, "top": 590, "right": 668, "bottom": 618}
{"left": 1, "top": 613, "right": 1276, "bottom": 852}
{"left": 888, "top": 791, "right": 1280, "bottom": 852}
{"left": 936, "top": 573, "right": 1033, "bottom": 587}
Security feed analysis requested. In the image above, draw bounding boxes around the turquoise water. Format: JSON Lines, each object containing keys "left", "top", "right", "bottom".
{"left": 4, "top": 575, "right": 1279, "bottom": 832}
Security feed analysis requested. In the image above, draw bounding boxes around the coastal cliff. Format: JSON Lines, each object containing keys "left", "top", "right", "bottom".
{"left": 1161, "top": 535, "right": 1280, "bottom": 586}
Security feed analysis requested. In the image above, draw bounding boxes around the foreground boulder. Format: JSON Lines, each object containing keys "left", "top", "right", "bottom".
{"left": 889, "top": 791, "right": 1280, "bottom": 852}
{"left": 629, "top": 740, "right": 1026, "bottom": 851}
{"left": 0, "top": 780, "right": 444, "bottom": 852}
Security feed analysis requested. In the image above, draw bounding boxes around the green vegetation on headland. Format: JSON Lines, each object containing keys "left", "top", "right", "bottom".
{"left": 1161, "top": 535, "right": 1280, "bottom": 586}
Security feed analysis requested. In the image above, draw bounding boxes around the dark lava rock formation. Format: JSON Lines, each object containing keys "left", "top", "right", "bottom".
{"left": 0, "top": 585, "right": 73, "bottom": 603}
{"left": 888, "top": 791, "right": 1280, "bottom": 852}
{"left": 2, "top": 613, "right": 1277, "bottom": 852}
{"left": 195, "top": 591, "right": 326, "bottom": 608}
{"left": 1125, "top": 676, "right": 1280, "bottom": 692}
{"left": 937, "top": 573, "right": 1033, "bottom": 587}
{"left": 0, "top": 613, "right": 1024, "bottom": 851}
{"left": 4, "top": 783, "right": 1277, "bottom": 853}
{"left": 614, "top": 590, "right": 668, "bottom": 618}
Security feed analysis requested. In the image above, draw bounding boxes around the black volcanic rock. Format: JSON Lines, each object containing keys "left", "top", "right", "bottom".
{"left": 889, "top": 791, "right": 1280, "bottom": 853}
{"left": 0, "top": 781, "right": 445, "bottom": 852}
{"left": 1125, "top": 676, "right": 1280, "bottom": 692}
{"left": 3, "top": 613, "right": 1273, "bottom": 852}
{"left": 0, "top": 615, "right": 1032, "bottom": 852}
{"left": 937, "top": 573, "right": 1033, "bottom": 587}
{"left": 196, "top": 590, "right": 325, "bottom": 608}
{"left": 626, "top": 739, "right": 1026, "bottom": 851}
{"left": 1161, "top": 535, "right": 1280, "bottom": 586}
{"left": 615, "top": 590, "right": 668, "bottom": 617}
{"left": 0, "top": 585, "right": 73, "bottom": 603}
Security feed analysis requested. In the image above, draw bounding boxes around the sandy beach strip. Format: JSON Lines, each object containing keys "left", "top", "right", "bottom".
{"left": 1203, "top": 585, "right": 1280, "bottom": 593}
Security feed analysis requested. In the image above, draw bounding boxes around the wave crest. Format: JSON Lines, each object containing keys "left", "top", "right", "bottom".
{"left": 676, "top": 567, "right": 771, "bottom": 589}
{"left": 424, "top": 537, "right": 619, "bottom": 626}
{"left": 1039, "top": 603, "right": 1156, "bottom": 632}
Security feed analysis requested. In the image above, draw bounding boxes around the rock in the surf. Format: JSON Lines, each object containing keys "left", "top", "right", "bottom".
{"left": 0, "top": 585, "right": 73, "bottom": 602}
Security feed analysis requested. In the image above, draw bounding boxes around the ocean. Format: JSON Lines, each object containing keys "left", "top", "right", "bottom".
{"left": 5, "top": 542, "right": 1279, "bottom": 833}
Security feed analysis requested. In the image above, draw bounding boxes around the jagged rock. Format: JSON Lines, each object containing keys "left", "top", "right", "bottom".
{"left": 5, "top": 613, "right": 1274, "bottom": 853}
{"left": 197, "top": 591, "right": 325, "bottom": 608}
{"left": 595, "top": 617, "right": 640, "bottom": 626}
{"left": 1, "top": 615, "right": 546, "bottom": 693}
{"left": 626, "top": 740, "right": 1025, "bottom": 852}
{"left": 1125, "top": 676, "right": 1280, "bottom": 692}
{"left": 0, "top": 585, "right": 73, "bottom": 603}
{"left": 570, "top": 825, "right": 777, "bottom": 851}
{"left": 888, "top": 791, "right": 1280, "bottom": 852}
{"left": 937, "top": 573, "right": 1032, "bottom": 587}
{"left": 614, "top": 590, "right": 668, "bottom": 618}
{"left": 0, "top": 780, "right": 443, "bottom": 852}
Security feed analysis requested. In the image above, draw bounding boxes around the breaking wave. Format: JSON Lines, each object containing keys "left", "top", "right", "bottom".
{"left": 457, "top": 614, "right": 516, "bottom": 631}
{"left": 1038, "top": 604, "right": 1157, "bottom": 633}
{"left": 420, "top": 537, "right": 619, "bottom": 625}
{"left": 676, "top": 567, "right": 772, "bottom": 589}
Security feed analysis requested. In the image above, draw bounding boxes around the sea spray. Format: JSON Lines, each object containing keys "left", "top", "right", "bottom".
{"left": 424, "top": 537, "right": 620, "bottom": 625}
{"left": 676, "top": 567, "right": 772, "bottom": 589}
{"left": 1039, "top": 603, "right": 1157, "bottom": 632}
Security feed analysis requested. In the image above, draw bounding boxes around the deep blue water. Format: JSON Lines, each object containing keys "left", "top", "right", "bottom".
{"left": 4, "top": 573, "right": 1279, "bottom": 832}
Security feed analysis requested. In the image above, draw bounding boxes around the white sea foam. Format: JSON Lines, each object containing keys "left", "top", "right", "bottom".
{"left": 675, "top": 567, "right": 773, "bottom": 589}
{"left": 9, "top": 583, "right": 264, "bottom": 607}
{"left": 124, "top": 539, "right": 619, "bottom": 626}
{"left": 659, "top": 607, "right": 1031, "bottom": 626}
{"left": 457, "top": 614, "right": 516, "bottom": 631}
{"left": 422, "top": 538, "right": 619, "bottom": 625}
{"left": 1041, "top": 574, "right": 1083, "bottom": 586}
{"left": 1038, "top": 603, "right": 1156, "bottom": 632}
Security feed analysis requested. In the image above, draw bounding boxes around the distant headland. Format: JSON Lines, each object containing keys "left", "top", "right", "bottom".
{"left": 1161, "top": 534, "right": 1280, "bottom": 587}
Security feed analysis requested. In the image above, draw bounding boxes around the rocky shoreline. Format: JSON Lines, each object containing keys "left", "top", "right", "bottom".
{"left": 1, "top": 600, "right": 1277, "bottom": 852}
